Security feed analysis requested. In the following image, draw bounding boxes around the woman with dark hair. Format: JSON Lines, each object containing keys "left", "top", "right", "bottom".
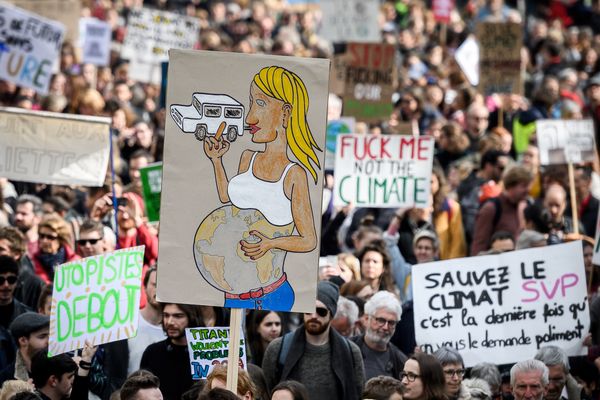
{"left": 401, "top": 352, "right": 447, "bottom": 400}
{"left": 246, "top": 310, "right": 283, "bottom": 367}
{"left": 271, "top": 380, "right": 309, "bottom": 400}
{"left": 356, "top": 239, "right": 397, "bottom": 295}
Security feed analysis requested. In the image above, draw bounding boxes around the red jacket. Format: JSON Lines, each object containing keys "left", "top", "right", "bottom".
{"left": 33, "top": 244, "right": 80, "bottom": 284}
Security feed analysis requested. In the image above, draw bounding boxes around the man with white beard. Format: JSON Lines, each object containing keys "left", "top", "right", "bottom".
{"left": 350, "top": 290, "right": 407, "bottom": 380}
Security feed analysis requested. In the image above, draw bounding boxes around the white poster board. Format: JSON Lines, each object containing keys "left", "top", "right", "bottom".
{"left": 185, "top": 327, "right": 247, "bottom": 380}
{"left": 318, "top": 0, "right": 381, "bottom": 43}
{"left": 333, "top": 134, "right": 434, "bottom": 208}
{"left": 0, "top": 107, "right": 110, "bottom": 187}
{"left": 0, "top": 2, "right": 65, "bottom": 94}
{"left": 537, "top": 119, "right": 595, "bottom": 165}
{"left": 455, "top": 36, "right": 480, "bottom": 86}
{"left": 413, "top": 242, "right": 589, "bottom": 367}
{"left": 48, "top": 247, "right": 145, "bottom": 356}
{"left": 122, "top": 8, "right": 200, "bottom": 84}
{"left": 80, "top": 18, "right": 111, "bottom": 67}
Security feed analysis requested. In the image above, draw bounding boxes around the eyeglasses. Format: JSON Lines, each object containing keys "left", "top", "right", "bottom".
{"left": 305, "top": 307, "right": 329, "bottom": 318}
{"left": 39, "top": 233, "right": 58, "bottom": 241}
{"left": 372, "top": 316, "right": 398, "bottom": 328}
{"left": 77, "top": 238, "right": 102, "bottom": 246}
{"left": 0, "top": 275, "right": 18, "bottom": 285}
{"left": 400, "top": 372, "right": 420, "bottom": 382}
{"left": 443, "top": 369, "right": 466, "bottom": 378}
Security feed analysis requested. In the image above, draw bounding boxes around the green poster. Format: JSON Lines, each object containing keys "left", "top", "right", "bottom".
{"left": 140, "top": 162, "right": 162, "bottom": 222}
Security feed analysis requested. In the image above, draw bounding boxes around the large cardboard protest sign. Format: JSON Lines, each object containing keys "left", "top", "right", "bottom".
{"left": 0, "top": 2, "right": 65, "bottom": 95}
{"left": 185, "top": 327, "right": 247, "bottom": 380}
{"left": 476, "top": 22, "right": 523, "bottom": 96}
{"left": 455, "top": 36, "right": 479, "bottom": 86}
{"left": 536, "top": 119, "right": 595, "bottom": 165}
{"left": 122, "top": 8, "right": 200, "bottom": 84}
{"left": 0, "top": 107, "right": 110, "bottom": 186}
{"left": 49, "top": 246, "right": 145, "bottom": 356}
{"left": 157, "top": 50, "right": 329, "bottom": 313}
{"left": 341, "top": 43, "right": 396, "bottom": 122}
{"left": 6, "top": 0, "right": 79, "bottom": 42}
{"left": 80, "top": 18, "right": 111, "bottom": 67}
{"left": 333, "top": 134, "right": 434, "bottom": 208}
{"left": 318, "top": 0, "right": 381, "bottom": 43}
{"left": 140, "top": 162, "right": 162, "bottom": 223}
{"left": 413, "top": 242, "right": 589, "bottom": 367}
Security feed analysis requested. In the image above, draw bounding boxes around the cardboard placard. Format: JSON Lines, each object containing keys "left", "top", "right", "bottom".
{"left": 186, "top": 327, "right": 247, "bottom": 380}
{"left": 536, "top": 119, "right": 595, "bottom": 165}
{"left": 139, "top": 162, "right": 162, "bottom": 223}
{"left": 476, "top": 22, "right": 523, "bottom": 96}
{"left": 6, "top": 0, "right": 79, "bottom": 43}
{"left": 80, "top": 17, "right": 111, "bottom": 67}
{"left": 333, "top": 134, "right": 434, "bottom": 208}
{"left": 49, "top": 246, "right": 145, "bottom": 356}
{"left": 0, "top": 107, "right": 110, "bottom": 186}
{"left": 121, "top": 8, "right": 200, "bottom": 84}
{"left": 318, "top": 0, "right": 381, "bottom": 44}
{"left": 0, "top": 2, "right": 65, "bottom": 95}
{"left": 341, "top": 43, "right": 396, "bottom": 123}
{"left": 455, "top": 36, "right": 480, "bottom": 86}
{"left": 157, "top": 50, "right": 329, "bottom": 313}
{"left": 413, "top": 242, "right": 589, "bottom": 367}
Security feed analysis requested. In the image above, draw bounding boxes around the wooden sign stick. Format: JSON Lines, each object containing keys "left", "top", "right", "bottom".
{"left": 568, "top": 162, "right": 580, "bottom": 235}
{"left": 226, "top": 308, "right": 243, "bottom": 394}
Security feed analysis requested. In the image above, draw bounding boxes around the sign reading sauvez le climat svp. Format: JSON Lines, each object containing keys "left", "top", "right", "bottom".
{"left": 333, "top": 134, "right": 434, "bottom": 208}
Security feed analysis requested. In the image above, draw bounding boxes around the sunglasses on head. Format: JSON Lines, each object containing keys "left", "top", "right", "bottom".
{"left": 0, "top": 275, "right": 18, "bottom": 285}
{"left": 305, "top": 306, "right": 329, "bottom": 318}
{"left": 77, "top": 238, "right": 102, "bottom": 246}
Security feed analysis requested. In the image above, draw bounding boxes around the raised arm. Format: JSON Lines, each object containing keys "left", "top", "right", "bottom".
{"left": 204, "top": 136, "right": 231, "bottom": 203}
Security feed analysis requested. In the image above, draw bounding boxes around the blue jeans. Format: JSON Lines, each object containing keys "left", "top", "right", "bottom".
{"left": 224, "top": 280, "right": 295, "bottom": 311}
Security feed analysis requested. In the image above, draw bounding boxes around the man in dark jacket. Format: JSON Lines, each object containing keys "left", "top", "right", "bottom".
{"left": 262, "top": 281, "right": 365, "bottom": 400}
{"left": 350, "top": 290, "right": 407, "bottom": 381}
{"left": 0, "top": 256, "right": 31, "bottom": 330}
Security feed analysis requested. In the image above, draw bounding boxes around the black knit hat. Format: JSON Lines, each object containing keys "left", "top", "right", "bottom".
{"left": 317, "top": 281, "right": 339, "bottom": 317}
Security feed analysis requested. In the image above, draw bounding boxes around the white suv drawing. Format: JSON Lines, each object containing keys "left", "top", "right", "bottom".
{"left": 170, "top": 93, "right": 245, "bottom": 142}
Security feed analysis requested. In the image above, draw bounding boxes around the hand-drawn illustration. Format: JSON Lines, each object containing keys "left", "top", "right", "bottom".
{"left": 169, "top": 66, "right": 321, "bottom": 311}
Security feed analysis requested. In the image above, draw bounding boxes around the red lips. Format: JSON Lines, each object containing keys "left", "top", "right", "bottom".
{"left": 248, "top": 124, "right": 260, "bottom": 135}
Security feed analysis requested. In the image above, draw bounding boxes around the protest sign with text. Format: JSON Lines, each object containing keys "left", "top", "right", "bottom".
{"left": 536, "top": 119, "right": 595, "bottom": 165}
{"left": 476, "top": 22, "right": 523, "bottom": 96}
{"left": 318, "top": 0, "right": 380, "bottom": 44}
{"left": 49, "top": 246, "right": 145, "bottom": 356}
{"left": 0, "top": 2, "right": 65, "bottom": 94}
{"left": 80, "top": 18, "right": 111, "bottom": 67}
{"left": 122, "top": 8, "right": 199, "bottom": 84}
{"left": 325, "top": 118, "right": 355, "bottom": 169}
{"left": 6, "top": 0, "right": 79, "bottom": 42}
{"left": 433, "top": 0, "right": 454, "bottom": 24}
{"left": 341, "top": 43, "right": 396, "bottom": 122}
{"left": 185, "top": 327, "right": 246, "bottom": 380}
{"left": 140, "top": 162, "right": 162, "bottom": 223}
{"left": 413, "top": 241, "right": 589, "bottom": 367}
{"left": 333, "top": 134, "right": 434, "bottom": 208}
{"left": 0, "top": 107, "right": 110, "bottom": 186}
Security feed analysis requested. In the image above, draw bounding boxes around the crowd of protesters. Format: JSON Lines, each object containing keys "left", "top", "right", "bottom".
{"left": 2, "top": 0, "right": 600, "bottom": 399}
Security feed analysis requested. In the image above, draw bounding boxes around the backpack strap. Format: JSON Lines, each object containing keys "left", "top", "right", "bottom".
{"left": 277, "top": 331, "right": 294, "bottom": 378}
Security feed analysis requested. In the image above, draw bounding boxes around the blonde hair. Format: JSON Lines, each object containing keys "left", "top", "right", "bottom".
{"left": 252, "top": 66, "right": 321, "bottom": 182}
{"left": 39, "top": 213, "right": 73, "bottom": 248}
{"left": 0, "top": 380, "right": 35, "bottom": 400}
{"left": 204, "top": 365, "right": 255, "bottom": 397}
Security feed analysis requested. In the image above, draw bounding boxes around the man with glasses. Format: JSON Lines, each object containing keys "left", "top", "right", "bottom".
{"left": 434, "top": 347, "right": 467, "bottom": 399}
{"left": 350, "top": 290, "right": 406, "bottom": 380}
{"left": 534, "top": 346, "right": 582, "bottom": 400}
{"left": 75, "top": 219, "right": 106, "bottom": 258}
{"left": 262, "top": 281, "right": 365, "bottom": 399}
{"left": 0, "top": 255, "right": 30, "bottom": 330}
{"left": 511, "top": 359, "right": 549, "bottom": 400}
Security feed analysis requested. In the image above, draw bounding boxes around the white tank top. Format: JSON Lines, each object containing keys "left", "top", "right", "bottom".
{"left": 228, "top": 152, "right": 295, "bottom": 226}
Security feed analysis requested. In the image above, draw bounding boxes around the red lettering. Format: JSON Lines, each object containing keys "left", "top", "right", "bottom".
{"left": 366, "top": 137, "right": 378, "bottom": 159}
{"left": 372, "top": 45, "right": 382, "bottom": 68}
{"left": 399, "top": 137, "right": 415, "bottom": 159}
{"left": 340, "top": 135, "right": 354, "bottom": 158}
{"left": 417, "top": 137, "right": 433, "bottom": 160}
{"left": 380, "top": 137, "right": 392, "bottom": 158}
{"left": 354, "top": 136, "right": 368, "bottom": 160}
